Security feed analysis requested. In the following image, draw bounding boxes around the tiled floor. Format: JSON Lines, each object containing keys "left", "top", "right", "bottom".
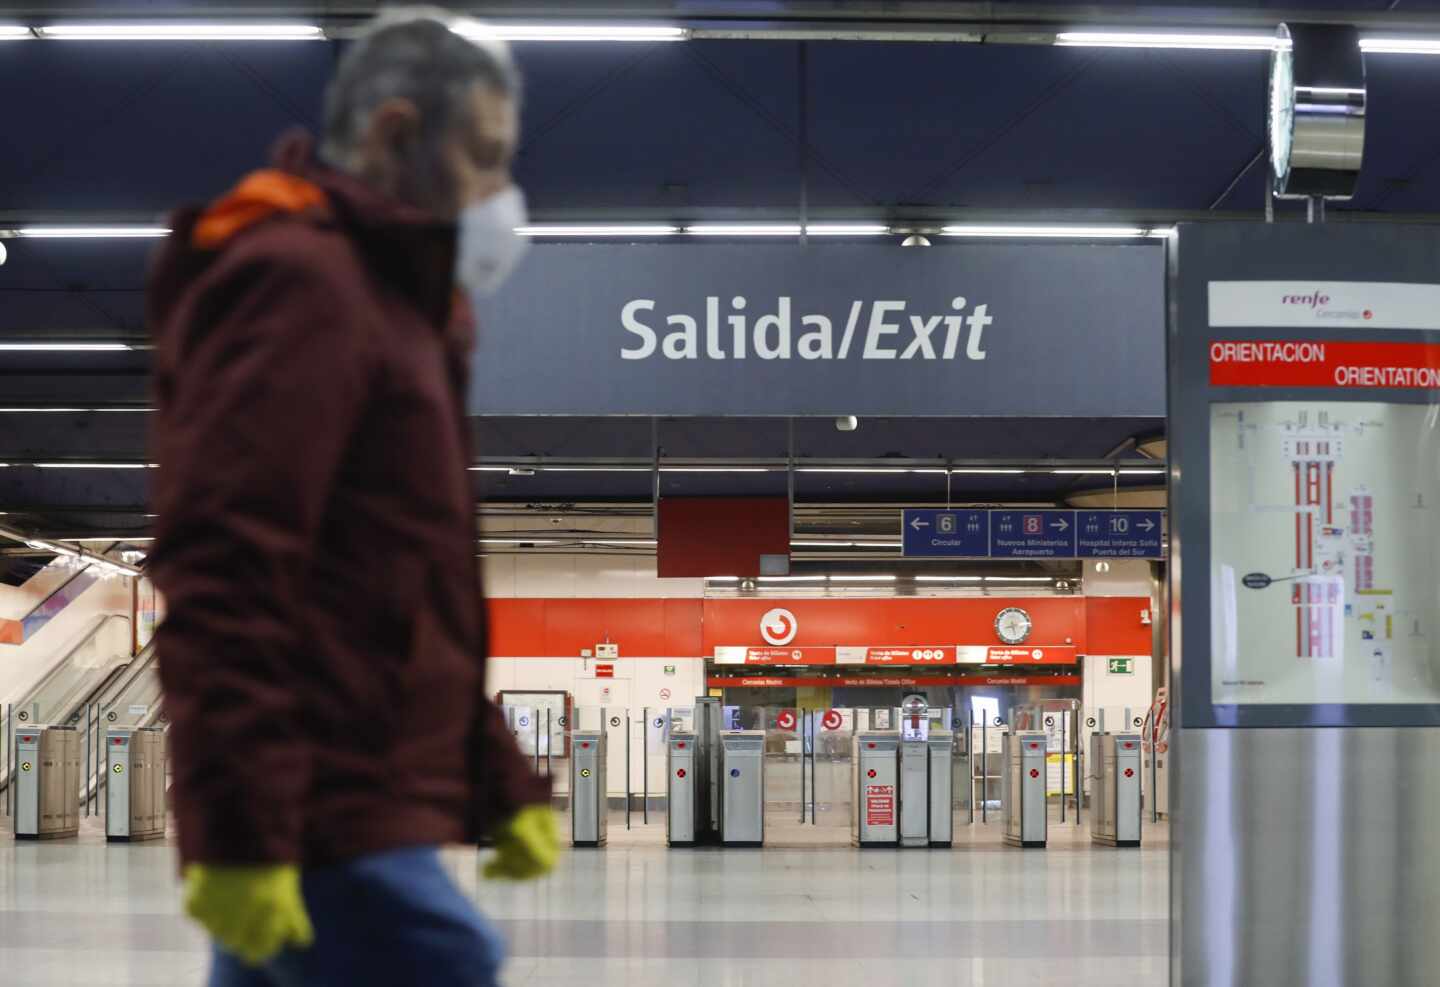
{"left": 0, "top": 813, "right": 1169, "bottom": 986}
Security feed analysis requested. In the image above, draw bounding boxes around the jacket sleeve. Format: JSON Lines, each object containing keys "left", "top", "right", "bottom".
{"left": 467, "top": 693, "right": 554, "bottom": 839}
{"left": 151, "top": 246, "right": 370, "bottom": 866}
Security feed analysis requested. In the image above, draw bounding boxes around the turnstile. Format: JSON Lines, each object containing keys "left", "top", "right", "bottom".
{"left": 853, "top": 731, "right": 899, "bottom": 846}
{"left": 14, "top": 725, "right": 80, "bottom": 841}
{"left": 718, "top": 730, "right": 764, "bottom": 846}
{"left": 1002, "top": 731, "right": 1048, "bottom": 848}
{"left": 106, "top": 727, "right": 166, "bottom": 842}
{"left": 667, "top": 731, "right": 696, "bottom": 846}
{"left": 570, "top": 730, "right": 607, "bottom": 847}
{"left": 1091, "top": 732, "right": 1142, "bottom": 847}
{"left": 694, "top": 696, "right": 722, "bottom": 844}
{"left": 927, "top": 730, "right": 954, "bottom": 847}
{"left": 899, "top": 733, "right": 929, "bottom": 847}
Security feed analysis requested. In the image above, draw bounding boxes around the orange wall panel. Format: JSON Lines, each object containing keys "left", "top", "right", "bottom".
{"left": 487, "top": 595, "right": 1152, "bottom": 658}
{"left": 701, "top": 597, "right": 1088, "bottom": 651}
{"left": 1084, "top": 596, "right": 1153, "bottom": 655}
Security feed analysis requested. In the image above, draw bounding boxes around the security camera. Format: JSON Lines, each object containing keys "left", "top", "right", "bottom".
{"left": 836, "top": 416, "right": 858, "bottom": 432}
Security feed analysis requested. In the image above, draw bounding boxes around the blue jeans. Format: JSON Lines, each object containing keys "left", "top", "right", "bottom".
{"left": 208, "top": 846, "right": 505, "bottom": 987}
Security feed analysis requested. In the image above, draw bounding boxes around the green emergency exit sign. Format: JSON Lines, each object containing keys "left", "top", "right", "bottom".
{"left": 1108, "top": 658, "right": 1134, "bottom": 675}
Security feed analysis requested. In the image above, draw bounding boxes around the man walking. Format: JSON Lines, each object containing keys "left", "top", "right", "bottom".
{"left": 147, "top": 9, "right": 555, "bottom": 984}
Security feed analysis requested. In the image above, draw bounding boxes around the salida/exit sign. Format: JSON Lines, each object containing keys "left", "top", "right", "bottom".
{"left": 1108, "top": 658, "right": 1134, "bottom": 675}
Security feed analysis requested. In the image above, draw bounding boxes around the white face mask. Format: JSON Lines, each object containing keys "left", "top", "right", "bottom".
{"left": 455, "top": 185, "right": 530, "bottom": 297}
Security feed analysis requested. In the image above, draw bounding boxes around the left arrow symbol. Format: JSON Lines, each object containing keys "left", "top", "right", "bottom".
{"left": 910, "top": 516, "right": 930, "bottom": 531}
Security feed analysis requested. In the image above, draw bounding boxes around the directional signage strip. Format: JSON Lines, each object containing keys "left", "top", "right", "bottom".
{"left": 901, "top": 509, "right": 1164, "bottom": 559}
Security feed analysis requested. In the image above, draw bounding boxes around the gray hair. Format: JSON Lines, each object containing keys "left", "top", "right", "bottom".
{"left": 321, "top": 6, "right": 520, "bottom": 162}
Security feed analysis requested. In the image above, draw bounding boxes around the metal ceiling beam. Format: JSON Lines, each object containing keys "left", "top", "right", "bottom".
{"left": 9, "top": 208, "right": 1440, "bottom": 227}
{"left": 2, "top": 4, "right": 1439, "bottom": 34}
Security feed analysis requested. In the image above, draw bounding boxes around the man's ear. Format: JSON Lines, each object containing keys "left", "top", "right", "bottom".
{"left": 356, "top": 97, "right": 422, "bottom": 187}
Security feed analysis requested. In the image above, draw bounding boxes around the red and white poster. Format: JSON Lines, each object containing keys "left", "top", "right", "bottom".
{"left": 714, "top": 646, "right": 838, "bottom": 665}
{"left": 986, "top": 646, "right": 1077, "bottom": 665}
{"left": 865, "top": 784, "right": 895, "bottom": 826}
{"left": 1209, "top": 340, "right": 1440, "bottom": 390}
{"left": 838, "top": 646, "right": 957, "bottom": 665}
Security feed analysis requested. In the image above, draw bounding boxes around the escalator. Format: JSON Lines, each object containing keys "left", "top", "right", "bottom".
{"left": 1, "top": 616, "right": 160, "bottom": 810}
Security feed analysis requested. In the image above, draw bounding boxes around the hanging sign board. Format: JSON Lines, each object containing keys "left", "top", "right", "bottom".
{"left": 471, "top": 243, "right": 1164, "bottom": 417}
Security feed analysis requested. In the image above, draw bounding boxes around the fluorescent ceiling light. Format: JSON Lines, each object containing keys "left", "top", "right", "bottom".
{"left": 515, "top": 225, "right": 679, "bottom": 237}
{"left": 804, "top": 224, "right": 891, "bottom": 236}
{"left": 477, "top": 538, "right": 562, "bottom": 545}
{"left": 949, "top": 468, "right": 1025, "bottom": 475}
{"left": 791, "top": 541, "right": 856, "bottom": 548}
{"left": 71, "top": 537, "right": 155, "bottom": 543}
{"left": 941, "top": 224, "right": 1163, "bottom": 239}
{"left": 541, "top": 466, "right": 650, "bottom": 473}
{"left": 1053, "top": 468, "right": 1116, "bottom": 475}
{"left": 797, "top": 467, "right": 947, "bottom": 474}
{"left": 660, "top": 467, "right": 774, "bottom": 473}
{"left": 31, "top": 462, "right": 156, "bottom": 469}
{"left": 468, "top": 466, "right": 514, "bottom": 472}
{"left": 915, "top": 575, "right": 984, "bottom": 582}
{"left": 758, "top": 575, "right": 827, "bottom": 582}
{"left": 1055, "top": 31, "right": 1279, "bottom": 51}
{"left": 38, "top": 24, "right": 323, "bottom": 41}
{"left": 1118, "top": 468, "right": 1166, "bottom": 475}
{"left": 829, "top": 574, "right": 897, "bottom": 582}
{"left": 707, "top": 576, "right": 740, "bottom": 582}
{"left": 0, "top": 342, "right": 134, "bottom": 352}
{"left": 459, "top": 23, "right": 686, "bottom": 43}
{"left": 1360, "top": 38, "right": 1440, "bottom": 54}
{"left": 0, "top": 407, "right": 152, "bottom": 413}
{"left": 685, "top": 224, "right": 801, "bottom": 237}
{"left": 16, "top": 226, "right": 170, "bottom": 238}
{"left": 584, "top": 539, "right": 658, "bottom": 546}
{"left": 0, "top": 25, "right": 29, "bottom": 38}
{"left": 984, "top": 576, "right": 1054, "bottom": 583}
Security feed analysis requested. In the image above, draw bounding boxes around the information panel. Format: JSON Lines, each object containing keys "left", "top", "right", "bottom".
{"left": 902, "top": 508, "right": 1162, "bottom": 558}
{"left": 1170, "top": 222, "right": 1440, "bottom": 728}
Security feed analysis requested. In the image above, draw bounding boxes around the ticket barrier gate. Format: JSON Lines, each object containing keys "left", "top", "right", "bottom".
{"left": 570, "top": 730, "right": 607, "bottom": 847}
{"left": 694, "top": 696, "right": 722, "bottom": 844}
{"left": 1090, "top": 732, "right": 1142, "bottom": 847}
{"left": 14, "top": 725, "right": 80, "bottom": 841}
{"left": 106, "top": 727, "right": 166, "bottom": 843}
{"left": 667, "top": 731, "right": 696, "bottom": 846}
{"left": 855, "top": 730, "right": 953, "bottom": 847}
{"left": 1002, "top": 731, "right": 1048, "bottom": 848}
{"left": 854, "top": 731, "right": 899, "bottom": 846}
{"left": 718, "top": 730, "right": 764, "bottom": 846}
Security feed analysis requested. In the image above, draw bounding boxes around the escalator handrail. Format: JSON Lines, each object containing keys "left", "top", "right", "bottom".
{"left": 84, "top": 638, "right": 158, "bottom": 722}
{"left": 5, "top": 612, "right": 132, "bottom": 714}
{"left": 16, "top": 564, "right": 102, "bottom": 636}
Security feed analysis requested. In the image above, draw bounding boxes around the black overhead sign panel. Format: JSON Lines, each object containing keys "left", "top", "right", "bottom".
{"left": 469, "top": 243, "right": 1164, "bottom": 418}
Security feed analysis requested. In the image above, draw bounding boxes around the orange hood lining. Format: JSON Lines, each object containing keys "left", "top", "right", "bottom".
{"left": 192, "top": 169, "right": 329, "bottom": 249}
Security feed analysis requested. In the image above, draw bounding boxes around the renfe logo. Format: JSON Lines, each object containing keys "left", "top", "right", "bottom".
{"left": 1282, "top": 291, "right": 1331, "bottom": 309}
{"left": 760, "top": 608, "right": 798, "bottom": 646}
{"left": 620, "top": 296, "right": 994, "bottom": 362}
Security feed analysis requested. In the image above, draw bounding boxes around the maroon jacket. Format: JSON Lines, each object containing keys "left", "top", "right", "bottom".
{"left": 147, "top": 134, "right": 549, "bottom": 867}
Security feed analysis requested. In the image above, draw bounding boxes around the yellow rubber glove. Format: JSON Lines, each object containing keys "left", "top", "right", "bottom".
{"left": 183, "top": 864, "right": 315, "bottom": 966}
{"left": 483, "top": 805, "right": 561, "bottom": 881}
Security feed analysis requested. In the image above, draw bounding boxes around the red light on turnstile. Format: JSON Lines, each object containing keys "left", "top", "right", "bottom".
{"left": 1029, "top": 768, "right": 1040, "bottom": 779}
{"left": 112, "top": 738, "right": 124, "bottom": 745}
{"left": 867, "top": 769, "right": 876, "bottom": 778}
{"left": 581, "top": 742, "right": 590, "bottom": 749}
{"left": 677, "top": 769, "right": 686, "bottom": 778}
{"left": 1028, "top": 742, "right": 1039, "bottom": 750}
{"left": 1123, "top": 742, "right": 1136, "bottom": 749}
{"left": 867, "top": 742, "right": 876, "bottom": 749}
{"left": 1124, "top": 768, "right": 1135, "bottom": 778}
{"left": 677, "top": 742, "right": 686, "bottom": 749}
